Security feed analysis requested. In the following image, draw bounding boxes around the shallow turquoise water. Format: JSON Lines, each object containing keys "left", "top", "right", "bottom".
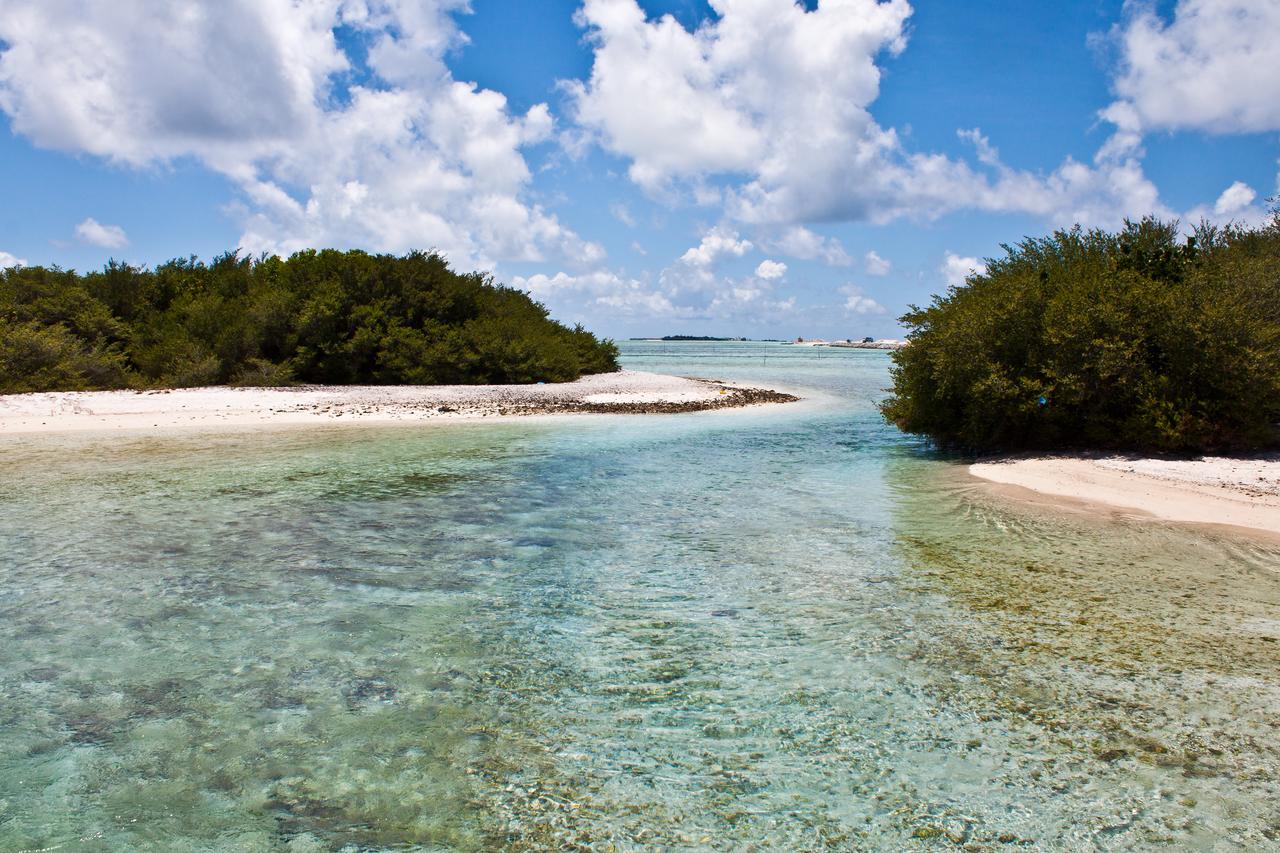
{"left": 2, "top": 341, "right": 1279, "bottom": 850}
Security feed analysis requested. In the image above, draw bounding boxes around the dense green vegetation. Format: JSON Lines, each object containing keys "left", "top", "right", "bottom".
{"left": 882, "top": 216, "right": 1280, "bottom": 453}
{"left": 0, "top": 250, "right": 618, "bottom": 393}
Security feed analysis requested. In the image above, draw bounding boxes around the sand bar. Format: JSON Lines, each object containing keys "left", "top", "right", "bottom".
{"left": 0, "top": 370, "right": 797, "bottom": 435}
{"left": 970, "top": 455, "right": 1280, "bottom": 537}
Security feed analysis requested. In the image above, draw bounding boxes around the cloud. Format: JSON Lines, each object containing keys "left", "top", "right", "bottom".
{"left": 0, "top": 0, "right": 347, "bottom": 166}
{"left": 542, "top": 231, "right": 798, "bottom": 322}
{"left": 610, "top": 202, "right": 636, "bottom": 227}
{"left": 569, "top": 0, "right": 1169, "bottom": 230}
{"left": 755, "top": 259, "right": 787, "bottom": 280}
{"left": 513, "top": 267, "right": 691, "bottom": 317}
{"left": 1104, "top": 0, "right": 1280, "bottom": 136}
{"left": 0, "top": 250, "right": 27, "bottom": 268}
{"left": 569, "top": 0, "right": 909, "bottom": 195}
{"left": 1213, "top": 181, "right": 1257, "bottom": 217}
{"left": 941, "top": 252, "right": 986, "bottom": 287}
{"left": 568, "top": 0, "right": 913, "bottom": 219}
{"left": 706, "top": 284, "right": 796, "bottom": 320}
{"left": 765, "top": 226, "right": 852, "bottom": 266}
{"left": 74, "top": 217, "right": 129, "bottom": 248}
{"left": 864, "top": 250, "right": 891, "bottom": 276}
{"left": 0, "top": 0, "right": 594, "bottom": 271}
{"left": 597, "top": 287, "right": 690, "bottom": 317}
{"left": 678, "top": 226, "right": 752, "bottom": 266}
{"left": 956, "top": 127, "right": 1001, "bottom": 167}
{"left": 513, "top": 268, "right": 631, "bottom": 297}
{"left": 841, "top": 284, "right": 886, "bottom": 315}
{"left": 1183, "top": 176, "right": 1274, "bottom": 228}
{"left": 659, "top": 226, "right": 755, "bottom": 299}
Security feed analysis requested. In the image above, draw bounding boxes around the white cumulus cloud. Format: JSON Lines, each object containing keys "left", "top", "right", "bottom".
{"left": 513, "top": 267, "right": 691, "bottom": 318}
{"left": 764, "top": 226, "right": 852, "bottom": 266}
{"left": 0, "top": 0, "right": 595, "bottom": 271}
{"left": 596, "top": 288, "right": 690, "bottom": 317}
{"left": 707, "top": 285, "right": 796, "bottom": 319}
{"left": 0, "top": 250, "right": 27, "bottom": 268}
{"left": 755, "top": 259, "right": 787, "bottom": 280}
{"left": 74, "top": 217, "right": 129, "bottom": 248}
{"left": 1213, "top": 181, "right": 1257, "bottom": 217}
{"left": 569, "top": 0, "right": 913, "bottom": 219}
{"left": 678, "top": 226, "right": 753, "bottom": 267}
{"left": 580, "top": 232, "right": 803, "bottom": 321}
{"left": 864, "top": 250, "right": 891, "bottom": 276}
{"left": 841, "top": 284, "right": 886, "bottom": 315}
{"left": 1104, "top": 0, "right": 1280, "bottom": 136}
{"left": 1184, "top": 177, "right": 1273, "bottom": 228}
{"left": 569, "top": 0, "right": 1170, "bottom": 230}
{"left": 941, "top": 252, "right": 986, "bottom": 287}
{"left": 513, "top": 269, "right": 630, "bottom": 297}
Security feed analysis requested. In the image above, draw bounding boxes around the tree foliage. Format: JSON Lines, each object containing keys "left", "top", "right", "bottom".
{"left": 881, "top": 217, "right": 1280, "bottom": 453}
{"left": 0, "top": 249, "right": 618, "bottom": 393}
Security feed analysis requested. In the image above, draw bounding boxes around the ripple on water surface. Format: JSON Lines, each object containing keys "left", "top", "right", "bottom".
{"left": 1, "top": 342, "right": 1279, "bottom": 849}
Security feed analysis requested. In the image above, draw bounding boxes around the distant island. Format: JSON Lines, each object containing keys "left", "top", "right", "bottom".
{"left": 629, "top": 336, "right": 899, "bottom": 347}
{"left": 629, "top": 335, "right": 750, "bottom": 341}
{"left": 882, "top": 216, "right": 1280, "bottom": 453}
{"left": 0, "top": 250, "right": 620, "bottom": 393}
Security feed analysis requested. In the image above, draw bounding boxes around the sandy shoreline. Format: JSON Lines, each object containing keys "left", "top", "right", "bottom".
{"left": 0, "top": 371, "right": 798, "bottom": 435}
{"left": 970, "top": 455, "right": 1280, "bottom": 538}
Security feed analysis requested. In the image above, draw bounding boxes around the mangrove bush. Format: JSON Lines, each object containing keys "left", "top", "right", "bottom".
{"left": 0, "top": 249, "right": 618, "bottom": 392}
{"left": 881, "top": 216, "right": 1280, "bottom": 453}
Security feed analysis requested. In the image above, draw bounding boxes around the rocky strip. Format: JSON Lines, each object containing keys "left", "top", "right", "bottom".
{"left": 0, "top": 371, "right": 798, "bottom": 435}
{"left": 573, "top": 386, "right": 798, "bottom": 414}
{"left": 307, "top": 386, "right": 800, "bottom": 419}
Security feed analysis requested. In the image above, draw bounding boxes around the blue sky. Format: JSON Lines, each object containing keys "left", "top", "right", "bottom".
{"left": 0, "top": 0, "right": 1276, "bottom": 339}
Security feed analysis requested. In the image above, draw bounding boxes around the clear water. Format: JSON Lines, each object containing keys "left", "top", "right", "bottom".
{"left": 2, "top": 341, "right": 1278, "bottom": 850}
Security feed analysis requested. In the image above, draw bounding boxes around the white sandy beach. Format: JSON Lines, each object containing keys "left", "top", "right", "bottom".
{"left": 970, "top": 455, "right": 1280, "bottom": 538}
{"left": 0, "top": 370, "right": 796, "bottom": 435}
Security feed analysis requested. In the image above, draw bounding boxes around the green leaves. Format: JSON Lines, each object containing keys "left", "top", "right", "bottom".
{"left": 0, "top": 319, "right": 132, "bottom": 392}
{"left": 0, "top": 250, "right": 619, "bottom": 393}
{"left": 882, "top": 217, "right": 1280, "bottom": 453}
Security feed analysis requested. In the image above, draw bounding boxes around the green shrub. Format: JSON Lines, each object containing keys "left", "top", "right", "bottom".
{"left": 0, "top": 319, "right": 133, "bottom": 393}
{"left": 231, "top": 358, "right": 297, "bottom": 388}
{"left": 881, "top": 217, "right": 1280, "bottom": 453}
{"left": 0, "top": 250, "right": 619, "bottom": 392}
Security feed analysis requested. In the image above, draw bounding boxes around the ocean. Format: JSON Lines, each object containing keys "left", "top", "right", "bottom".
{"left": 1, "top": 340, "right": 1277, "bottom": 849}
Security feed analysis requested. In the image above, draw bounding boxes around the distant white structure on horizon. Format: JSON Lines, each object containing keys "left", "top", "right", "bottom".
{"left": 827, "top": 338, "right": 907, "bottom": 350}
{"left": 785, "top": 337, "right": 907, "bottom": 350}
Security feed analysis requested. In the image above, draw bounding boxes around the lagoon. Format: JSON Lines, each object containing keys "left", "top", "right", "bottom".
{"left": 1, "top": 341, "right": 1278, "bottom": 849}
